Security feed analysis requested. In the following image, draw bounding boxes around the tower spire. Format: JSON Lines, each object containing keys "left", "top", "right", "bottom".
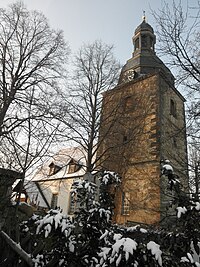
{"left": 142, "top": 10, "right": 146, "bottom": 22}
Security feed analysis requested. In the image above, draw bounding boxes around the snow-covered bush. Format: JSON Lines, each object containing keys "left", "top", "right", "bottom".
{"left": 16, "top": 167, "right": 200, "bottom": 267}
{"left": 20, "top": 209, "right": 75, "bottom": 266}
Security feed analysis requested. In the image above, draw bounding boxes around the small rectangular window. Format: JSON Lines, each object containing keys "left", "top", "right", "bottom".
{"left": 68, "top": 160, "right": 81, "bottom": 174}
{"left": 123, "top": 135, "right": 128, "bottom": 143}
{"left": 51, "top": 193, "right": 58, "bottom": 209}
{"left": 121, "top": 192, "right": 130, "bottom": 215}
{"left": 125, "top": 97, "right": 132, "bottom": 109}
{"left": 141, "top": 35, "right": 147, "bottom": 47}
{"left": 170, "top": 99, "right": 177, "bottom": 118}
{"left": 135, "top": 38, "right": 139, "bottom": 50}
{"left": 69, "top": 192, "right": 76, "bottom": 214}
{"left": 173, "top": 137, "right": 177, "bottom": 148}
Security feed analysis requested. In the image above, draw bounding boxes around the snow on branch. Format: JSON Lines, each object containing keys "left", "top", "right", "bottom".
{"left": 147, "top": 241, "right": 162, "bottom": 266}
{"left": 0, "top": 230, "right": 33, "bottom": 266}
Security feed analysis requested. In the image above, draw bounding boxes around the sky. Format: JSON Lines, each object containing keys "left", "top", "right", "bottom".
{"left": 0, "top": 0, "right": 165, "bottom": 65}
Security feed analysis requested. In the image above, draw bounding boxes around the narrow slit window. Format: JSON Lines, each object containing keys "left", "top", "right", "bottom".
{"left": 135, "top": 38, "right": 139, "bottom": 50}
{"left": 123, "top": 135, "right": 128, "bottom": 143}
{"left": 51, "top": 193, "right": 58, "bottom": 209}
{"left": 121, "top": 192, "right": 130, "bottom": 215}
{"left": 69, "top": 192, "right": 76, "bottom": 214}
{"left": 141, "top": 35, "right": 147, "bottom": 47}
{"left": 170, "top": 99, "right": 177, "bottom": 118}
{"left": 123, "top": 96, "right": 133, "bottom": 111}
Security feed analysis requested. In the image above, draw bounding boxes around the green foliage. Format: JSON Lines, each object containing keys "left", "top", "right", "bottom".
{"left": 10, "top": 170, "right": 200, "bottom": 266}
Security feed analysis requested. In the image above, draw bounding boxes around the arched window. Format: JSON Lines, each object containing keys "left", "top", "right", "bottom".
{"left": 150, "top": 37, "right": 154, "bottom": 49}
{"left": 135, "top": 38, "right": 139, "bottom": 50}
{"left": 141, "top": 35, "right": 147, "bottom": 47}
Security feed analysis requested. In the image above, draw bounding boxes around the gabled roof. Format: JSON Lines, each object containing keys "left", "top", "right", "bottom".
{"left": 32, "top": 147, "right": 86, "bottom": 182}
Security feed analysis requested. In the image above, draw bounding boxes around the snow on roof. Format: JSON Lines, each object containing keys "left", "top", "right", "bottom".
{"left": 50, "top": 147, "right": 86, "bottom": 166}
{"left": 32, "top": 147, "right": 87, "bottom": 182}
{"left": 24, "top": 180, "right": 48, "bottom": 208}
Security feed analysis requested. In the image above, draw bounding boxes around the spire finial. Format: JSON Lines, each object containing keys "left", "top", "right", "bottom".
{"left": 142, "top": 10, "right": 146, "bottom": 22}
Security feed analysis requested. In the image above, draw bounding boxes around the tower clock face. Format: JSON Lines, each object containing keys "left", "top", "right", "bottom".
{"left": 122, "top": 69, "right": 135, "bottom": 83}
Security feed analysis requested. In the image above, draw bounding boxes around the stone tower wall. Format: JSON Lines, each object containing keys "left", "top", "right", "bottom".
{"left": 99, "top": 72, "right": 188, "bottom": 225}
{"left": 159, "top": 76, "right": 188, "bottom": 186}
{"left": 99, "top": 74, "right": 162, "bottom": 225}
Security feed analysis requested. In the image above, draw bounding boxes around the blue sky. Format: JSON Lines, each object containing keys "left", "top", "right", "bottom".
{"left": 1, "top": 0, "right": 165, "bottom": 64}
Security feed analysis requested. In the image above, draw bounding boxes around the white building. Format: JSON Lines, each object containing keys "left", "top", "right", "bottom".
{"left": 25, "top": 147, "right": 86, "bottom": 215}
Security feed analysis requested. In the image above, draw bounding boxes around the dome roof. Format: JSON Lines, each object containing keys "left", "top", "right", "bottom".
{"left": 134, "top": 20, "right": 154, "bottom": 34}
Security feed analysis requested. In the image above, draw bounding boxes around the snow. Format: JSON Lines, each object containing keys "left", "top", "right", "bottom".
{"left": 92, "top": 257, "right": 98, "bottom": 263}
{"left": 180, "top": 257, "right": 189, "bottom": 262}
{"left": 54, "top": 212, "right": 62, "bottom": 229}
{"left": 44, "top": 224, "right": 52, "bottom": 238}
{"left": 113, "top": 233, "right": 122, "bottom": 241}
{"left": 116, "top": 254, "right": 122, "bottom": 266}
{"left": 100, "top": 171, "right": 121, "bottom": 185}
{"left": 140, "top": 228, "right": 148, "bottom": 233}
{"left": 195, "top": 202, "right": 200, "bottom": 210}
{"left": 126, "top": 225, "right": 148, "bottom": 233}
{"left": 69, "top": 240, "right": 75, "bottom": 252}
{"left": 111, "top": 237, "right": 137, "bottom": 264}
{"left": 127, "top": 226, "right": 139, "bottom": 232}
{"left": 162, "top": 164, "right": 173, "bottom": 172}
{"left": 33, "top": 254, "right": 44, "bottom": 267}
{"left": 98, "top": 247, "right": 111, "bottom": 261}
{"left": 177, "top": 206, "right": 187, "bottom": 218}
{"left": 181, "top": 253, "right": 195, "bottom": 264}
{"left": 36, "top": 209, "right": 73, "bottom": 238}
{"left": 59, "top": 259, "right": 64, "bottom": 266}
{"left": 88, "top": 207, "right": 111, "bottom": 222}
{"left": 187, "top": 253, "right": 194, "bottom": 263}
{"left": 102, "top": 174, "right": 109, "bottom": 185}
{"left": 147, "top": 241, "right": 162, "bottom": 266}
{"left": 100, "top": 230, "right": 109, "bottom": 240}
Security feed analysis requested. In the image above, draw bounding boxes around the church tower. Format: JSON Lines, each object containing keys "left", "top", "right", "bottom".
{"left": 99, "top": 17, "right": 188, "bottom": 225}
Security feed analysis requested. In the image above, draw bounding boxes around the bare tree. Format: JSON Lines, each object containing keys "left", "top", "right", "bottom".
{"left": 0, "top": 0, "right": 69, "bottom": 200}
{"left": 56, "top": 40, "right": 121, "bottom": 175}
{"left": 153, "top": 0, "right": 200, "bottom": 193}
{"left": 0, "top": 85, "right": 61, "bottom": 171}
{"left": 153, "top": 1, "right": 200, "bottom": 136}
{"left": 153, "top": 1, "right": 200, "bottom": 90}
{"left": 188, "top": 145, "right": 200, "bottom": 201}
{"left": 0, "top": 2, "right": 69, "bottom": 246}
{"left": 0, "top": 1, "right": 69, "bottom": 137}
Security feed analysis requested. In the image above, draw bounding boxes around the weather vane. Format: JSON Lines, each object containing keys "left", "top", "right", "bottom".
{"left": 142, "top": 10, "right": 146, "bottom": 22}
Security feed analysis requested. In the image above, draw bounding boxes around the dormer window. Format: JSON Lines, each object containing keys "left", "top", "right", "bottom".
{"left": 68, "top": 159, "right": 81, "bottom": 174}
{"left": 49, "top": 162, "right": 61, "bottom": 176}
